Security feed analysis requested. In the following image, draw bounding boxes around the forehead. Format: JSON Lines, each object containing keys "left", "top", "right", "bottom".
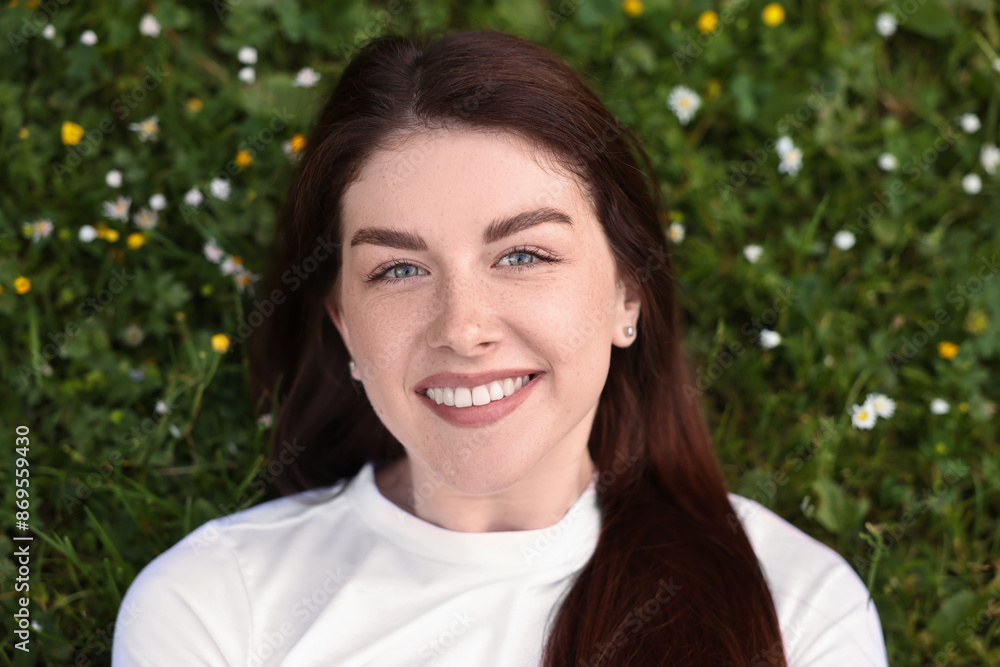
{"left": 340, "top": 129, "right": 591, "bottom": 231}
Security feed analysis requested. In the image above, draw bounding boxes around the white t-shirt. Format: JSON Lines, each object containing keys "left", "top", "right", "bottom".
{"left": 111, "top": 461, "right": 889, "bottom": 666}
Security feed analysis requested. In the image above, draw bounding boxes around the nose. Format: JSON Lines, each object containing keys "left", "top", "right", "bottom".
{"left": 425, "top": 273, "right": 503, "bottom": 356}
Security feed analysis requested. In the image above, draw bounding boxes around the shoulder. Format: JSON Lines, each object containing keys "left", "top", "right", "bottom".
{"left": 112, "top": 481, "right": 351, "bottom": 666}
{"left": 727, "top": 493, "right": 890, "bottom": 667}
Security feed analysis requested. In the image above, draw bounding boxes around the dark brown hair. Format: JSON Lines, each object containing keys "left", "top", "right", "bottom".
{"left": 250, "top": 27, "right": 787, "bottom": 667}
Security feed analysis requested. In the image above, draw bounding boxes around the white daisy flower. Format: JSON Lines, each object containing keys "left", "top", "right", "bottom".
{"left": 778, "top": 146, "right": 803, "bottom": 176}
{"left": 865, "top": 393, "right": 896, "bottom": 419}
{"left": 832, "top": 230, "right": 856, "bottom": 250}
{"left": 169, "top": 424, "right": 182, "bottom": 439}
{"left": 958, "top": 113, "right": 980, "bottom": 134}
{"left": 133, "top": 207, "right": 158, "bottom": 230}
{"left": 850, "top": 400, "right": 877, "bottom": 429}
{"left": 775, "top": 136, "right": 794, "bottom": 157}
{"left": 930, "top": 398, "right": 950, "bottom": 415}
{"left": 238, "top": 46, "right": 258, "bottom": 64}
{"left": 203, "top": 238, "right": 225, "bottom": 263}
{"left": 258, "top": 413, "right": 273, "bottom": 428}
{"left": 128, "top": 116, "right": 159, "bottom": 142}
{"left": 743, "top": 244, "right": 763, "bottom": 263}
{"left": 80, "top": 30, "right": 98, "bottom": 45}
{"left": 668, "top": 222, "right": 685, "bottom": 243}
{"left": 980, "top": 144, "right": 999, "bottom": 175}
{"left": 42, "top": 24, "right": 55, "bottom": 39}
{"left": 220, "top": 256, "right": 242, "bottom": 276}
{"left": 994, "top": 58, "right": 1000, "bottom": 73}
{"left": 238, "top": 66, "right": 256, "bottom": 84}
{"left": 667, "top": 85, "right": 702, "bottom": 126}
{"left": 759, "top": 329, "right": 781, "bottom": 349}
{"left": 149, "top": 194, "right": 167, "bottom": 211}
{"left": 282, "top": 138, "right": 306, "bottom": 163}
{"left": 102, "top": 196, "right": 131, "bottom": 222}
{"left": 823, "top": 354, "right": 834, "bottom": 367}
{"left": 234, "top": 267, "right": 260, "bottom": 294}
{"left": 293, "top": 66, "right": 321, "bottom": 88}
{"left": 30, "top": 620, "right": 42, "bottom": 631}
{"left": 79, "top": 225, "right": 98, "bottom": 242}
{"left": 184, "top": 187, "right": 204, "bottom": 207}
{"left": 877, "top": 153, "right": 898, "bottom": 171}
{"left": 875, "top": 13, "right": 897, "bottom": 37}
{"left": 209, "top": 177, "right": 231, "bottom": 200}
{"left": 123, "top": 324, "right": 145, "bottom": 347}
{"left": 962, "top": 173, "right": 982, "bottom": 194}
{"left": 105, "top": 169, "right": 123, "bottom": 187}
{"left": 154, "top": 400, "right": 169, "bottom": 415}
{"left": 139, "top": 13, "right": 161, "bottom": 38}
{"left": 24, "top": 219, "right": 54, "bottom": 242}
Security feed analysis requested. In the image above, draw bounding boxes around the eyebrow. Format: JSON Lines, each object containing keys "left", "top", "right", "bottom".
{"left": 348, "top": 207, "right": 574, "bottom": 250}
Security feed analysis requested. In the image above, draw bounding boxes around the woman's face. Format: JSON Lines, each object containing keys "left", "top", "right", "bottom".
{"left": 328, "top": 128, "right": 640, "bottom": 496}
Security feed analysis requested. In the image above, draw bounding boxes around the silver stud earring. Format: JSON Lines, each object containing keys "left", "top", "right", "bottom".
{"left": 625, "top": 325, "right": 635, "bottom": 337}
{"left": 348, "top": 359, "right": 356, "bottom": 373}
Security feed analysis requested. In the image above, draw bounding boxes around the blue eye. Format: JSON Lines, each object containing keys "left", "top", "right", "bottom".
{"left": 366, "top": 246, "right": 559, "bottom": 285}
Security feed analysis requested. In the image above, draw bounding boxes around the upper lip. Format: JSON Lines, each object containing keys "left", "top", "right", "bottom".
{"left": 416, "top": 369, "right": 543, "bottom": 392}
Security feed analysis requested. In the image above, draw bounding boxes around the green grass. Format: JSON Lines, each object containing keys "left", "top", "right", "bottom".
{"left": 2, "top": 0, "right": 998, "bottom": 664}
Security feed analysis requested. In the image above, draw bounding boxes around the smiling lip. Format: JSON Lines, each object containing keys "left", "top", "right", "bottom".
{"left": 417, "top": 372, "right": 544, "bottom": 428}
{"left": 415, "top": 369, "right": 544, "bottom": 393}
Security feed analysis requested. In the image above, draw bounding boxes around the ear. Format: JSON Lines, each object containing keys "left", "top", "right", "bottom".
{"left": 613, "top": 275, "right": 642, "bottom": 348}
{"left": 325, "top": 289, "right": 359, "bottom": 379}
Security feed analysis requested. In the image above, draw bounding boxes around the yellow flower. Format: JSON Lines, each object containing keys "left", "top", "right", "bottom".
{"left": 127, "top": 232, "right": 146, "bottom": 249}
{"left": 958, "top": 402, "right": 969, "bottom": 413}
{"left": 290, "top": 133, "right": 307, "bottom": 153}
{"left": 964, "top": 310, "right": 987, "bottom": 335}
{"left": 98, "top": 226, "right": 120, "bottom": 242}
{"left": 697, "top": 10, "right": 719, "bottom": 33}
{"left": 622, "top": 0, "right": 643, "bottom": 18}
{"left": 211, "top": 333, "right": 231, "bottom": 353}
{"left": 705, "top": 78, "right": 722, "bottom": 101}
{"left": 762, "top": 2, "right": 785, "bottom": 26}
{"left": 937, "top": 341, "right": 959, "bottom": 360}
{"left": 62, "top": 121, "right": 84, "bottom": 145}
{"left": 18, "top": 126, "right": 29, "bottom": 139}
{"left": 235, "top": 150, "right": 253, "bottom": 168}
{"left": 14, "top": 276, "right": 31, "bottom": 294}
{"left": 186, "top": 97, "right": 203, "bottom": 113}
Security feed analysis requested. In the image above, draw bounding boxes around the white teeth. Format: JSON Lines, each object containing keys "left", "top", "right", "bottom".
{"left": 423, "top": 374, "right": 536, "bottom": 408}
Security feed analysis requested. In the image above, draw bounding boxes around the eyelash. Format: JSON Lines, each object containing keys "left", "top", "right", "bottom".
{"left": 365, "top": 246, "right": 560, "bottom": 285}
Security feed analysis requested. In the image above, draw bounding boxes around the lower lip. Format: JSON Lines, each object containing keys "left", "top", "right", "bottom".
{"left": 417, "top": 373, "right": 544, "bottom": 427}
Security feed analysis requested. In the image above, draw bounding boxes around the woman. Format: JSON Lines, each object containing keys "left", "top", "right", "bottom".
{"left": 112, "top": 29, "right": 889, "bottom": 666}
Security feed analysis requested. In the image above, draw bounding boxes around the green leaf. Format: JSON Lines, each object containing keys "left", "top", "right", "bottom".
{"left": 812, "top": 476, "right": 871, "bottom": 533}
{"left": 902, "top": 0, "right": 960, "bottom": 39}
